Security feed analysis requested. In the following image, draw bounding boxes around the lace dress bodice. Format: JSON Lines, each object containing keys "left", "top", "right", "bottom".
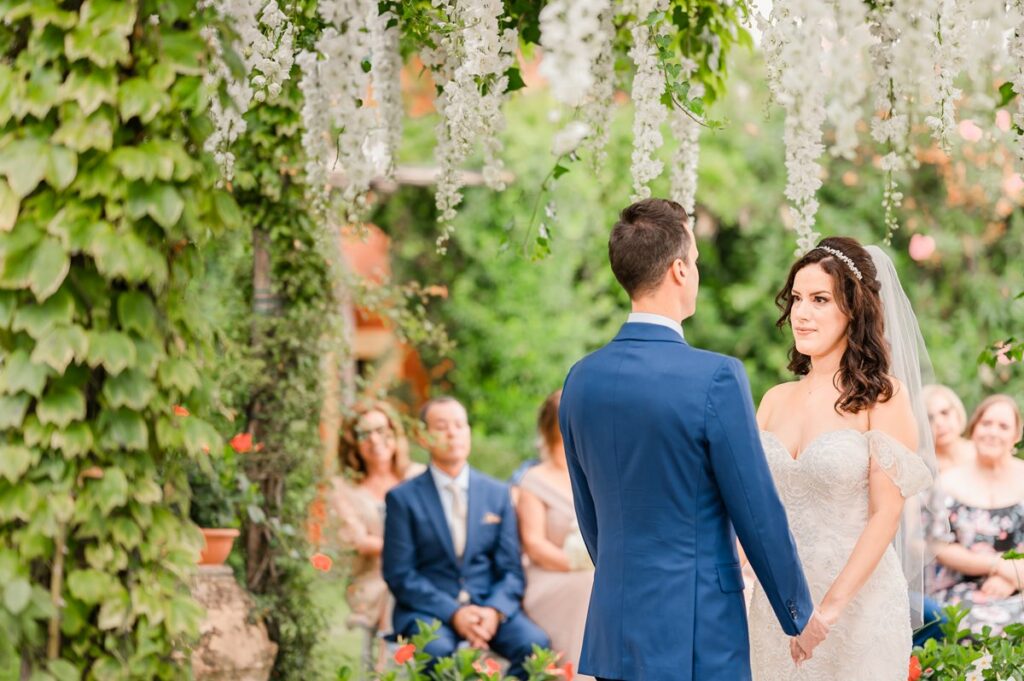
{"left": 748, "top": 429, "right": 932, "bottom": 681}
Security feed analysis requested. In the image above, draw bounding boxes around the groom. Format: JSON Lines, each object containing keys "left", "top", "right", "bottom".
{"left": 559, "top": 199, "right": 815, "bottom": 680}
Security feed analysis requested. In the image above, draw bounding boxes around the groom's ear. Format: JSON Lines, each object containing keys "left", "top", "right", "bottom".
{"left": 672, "top": 258, "right": 687, "bottom": 284}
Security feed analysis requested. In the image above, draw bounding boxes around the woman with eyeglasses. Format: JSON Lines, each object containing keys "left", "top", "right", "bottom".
{"left": 327, "top": 401, "right": 424, "bottom": 661}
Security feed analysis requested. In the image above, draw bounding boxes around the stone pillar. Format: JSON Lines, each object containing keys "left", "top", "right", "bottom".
{"left": 191, "top": 565, "right": 277, "bottom": 681}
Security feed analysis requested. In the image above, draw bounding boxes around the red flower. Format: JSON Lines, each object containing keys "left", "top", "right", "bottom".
{"left": 173, "top": 405, "right": 190, "bottom": 417}
{"left": 547, "top": 662, "right": 574, "bottom": 680}
{"left": 309, "top": 553, "right": 333, "bottom": 572}
{"left": 230, "top": 432, "right": 253, "bottom": 453}
{"left": 473, "top": 658, "right": 502, "bottom": 677}
{"left": 394, "top": 643, "right": 415, "bottom": 665}
{"left": 908, "top": 655, "right": 922, "bottom": 681}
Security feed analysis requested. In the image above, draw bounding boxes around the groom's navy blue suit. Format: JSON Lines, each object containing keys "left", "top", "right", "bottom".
{"left": 560, "top": 322, "right": 814, "bottom": 681}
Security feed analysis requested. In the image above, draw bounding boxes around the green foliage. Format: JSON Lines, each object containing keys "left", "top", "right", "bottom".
{"left": 913, "top": 606, "right": 1024, "bottom": 679}
{"left": 0, "top": 0, "right": 239, "bottom": 677}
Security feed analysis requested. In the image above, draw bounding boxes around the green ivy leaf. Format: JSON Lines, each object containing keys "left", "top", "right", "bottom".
{"left": 80, "top": 0, "right": 136, "bottom": 35}
{"left": 94, "top": 467, "right": 128, "bottom": 515}
{"left": 97, "top": 591, "right": 131, "bottom": 631}
{"left": 91, "top": 228, "right": 167, "bottom": 287}
{"left": 157, "top": 357, "right": 200, "bottom": 394}
{"left": 0, "top": 444, "right": 38, "bottom": 482}
{"left": 50, "top": 422, "right": 94, "bottom": 458}
{"left": 45, "top": 145, "right": 78, "bottom": 191}
{"left": 37, "top": 384, "right": 86, "bottom": 427}
{"left": 108, "top": 515, "right": 141, "bottom": 548}
{"left": 2, "top": 0, "right": 78, "bottom": 30}
{"left": 102, "top": 368, "right": 155, "bottom": 410}
{"left": 67, "top": 569, "right": 118, "bottom": 605}
{"left": 31, "top": 325, "right": 88, "bottom": 373}
{"left": 0, "top": 179, "right": 20, "bottom": 231}
{"left": 126, "top": 183, "right": 184, "bottom": 229}
{"left": 0, "top": 138, "right": 48, "bottom": 197}
{"left": 181, "top": 416, "right": 222, "bottom": 456}
{"left": 28, "top": 237, "right": 71, "bottom": 301}
{"left": 86, "top": 330, "right": 136, "bottom": 375}
{"left": 117, "top": 291, "right": 158, "bottom": 337}
{"left": 47, "top": 660, "right": 81, "bottom": 681}
{"left": 0, "top": 290, "right": 17, "bottom": 328}
{"left": 0, "top": 394, "right": 30, "bottom": 429}
{"left": 99, "top": 408, "right": 148, "bottom": 451}
{"left": 58, "top": 67, "right": 117, "bottom": 117}
{"left": 109, "top": 147, "right": 162, "bottom": 183}
{"left": 505, "top": 67, "right": 526, "bottom": 93}
{"left": 213, "top": 191, "right": 242, "bottom": 231}
{"left": 47, "top": 205, "right": 103, "bottom": 253}
{"left": 132, "top": 478, "right": 162, "bottom": 505}
{"left": 118, "top": 77, "right": 170, "bottom": 124}
{"left": 0, "top": 349, "right": 52, "bottom": 397}
{"left": 999, "top": 81, "right": 1017, "bottom": 108}
{"left": 2, "top": 579, "right": 31, "bottom": 614}
{"left": 23, "top": 414, "right": 53, "bottom": 447}
{"left": 160, "top": 32, "right": 205, "bottom": 76}
{"left": 64, "top": 28, "right": 130, "bottom": 69}
{"left": 53, "top": 108, "right": 114, "bottom": 153}
{"left": 0, "top": 482, "right": 40, "bottom": 522}
{"left": 165, "top": 595, "right": 203, "bottom": 637}
{"left": 13, "top": 287, "right": 75, "bottom": 339}
{"left": 24, "top": 67, "right": 62, "bottom": 119}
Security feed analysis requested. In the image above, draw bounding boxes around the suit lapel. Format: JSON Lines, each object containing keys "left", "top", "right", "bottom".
{"left": 461, "top": 469, "right": 482, "bottom": 569}
{"left": 417, "top": 472, "right": 458, "bottom": 567}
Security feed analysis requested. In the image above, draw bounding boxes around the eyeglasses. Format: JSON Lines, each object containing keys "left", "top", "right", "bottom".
{"left": 355, "top": 424, "right": 394, "bottom": 441}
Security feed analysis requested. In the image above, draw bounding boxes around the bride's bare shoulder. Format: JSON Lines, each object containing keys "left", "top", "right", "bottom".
{"left": 756, "top": 380, "right": 801, "bottom": 429}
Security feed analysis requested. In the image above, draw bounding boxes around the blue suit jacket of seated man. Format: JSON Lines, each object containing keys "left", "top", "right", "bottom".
{"left": 382, "top": 466, "right": 549, "bottom": 674}
{"left": 559, "top": 322, "right": 814, "bottom": 681}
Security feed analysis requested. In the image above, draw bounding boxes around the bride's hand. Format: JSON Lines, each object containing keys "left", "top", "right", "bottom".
{"left": 789, "top": 637, "right": 809, "bottom": 665}
{"left": 795, "top": 608, "right": 834, "bottom": 659}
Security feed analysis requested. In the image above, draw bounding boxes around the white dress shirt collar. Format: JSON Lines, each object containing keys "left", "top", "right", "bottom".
{"left": 627, "top": 312, "right": 685, "bottom": 340}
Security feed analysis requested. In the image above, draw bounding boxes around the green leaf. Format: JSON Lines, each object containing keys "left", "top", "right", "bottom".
{"left": 132, "top": 478, "right": 162, "bottom": 505}
{"left": 552, "top": 163, "right": 570, "bottom": 179}
{"left": 0, "top": 444, "right": 38, "bottom": 482}
{"left": 67, "top": 569, "right": 117, "bottom": 605}
{"left": 165, "top": 595, "right": 203, "bottom": 637}
{"left": 0, "top": 349, "right": 52, "bottom": 397}
{"left": 37, "top": 384, "right": 86, "bottom": 427}
{"left": 28, "top": 237, "right": 70, "bottom": 301}
{"left": 45, "top": 145, "right": 78, "bottom": 191}
{"left": 99, "top": 408, "right": 148, "bottom": 451}
{"left": 94, "top": 466, "right": 128, "bottom": 514}
{"left": 64, "top": 28, "right": 129, "bottom": 69}
{"left": 2, "top": 579, "right": 31, "bottom": 614}
{"left": 97, "top": 591, "right": 131, "bottom": 630}
{"left": 109, "top": 147, "right": 161, "bottom": 183}
{"left": 505, "top": 67, "right": 526, "bottom": 93}
{"left": 999, "top": 81, "right": 1017, "bottom": 108}
{"left": 118, "top": 77, "right": 170, "bottom": 124}
{"left": 108, "top": 516, "right": 141, "bottom": 548}
{"left": 0, "top": 394, "right": 30, "bottom": 429}
{"left": 24, "top": 67, "right": 61, "bottom": 119}
{"left": 126, "top": 183, "right": 184, "bottom": 229}
{"left": 0, "top": 290, "right": 17, "bottom": 327}
{"left": 50, "top": 422, "right": 94, "bottom": 458}
{"left": 47, "top": 660, "right": 81, "bottom": 681}
{"left": 0, "top": 138, "right": 48, "bottom": 197}
{"left": 46, "top": 204, "right": 103, "bottom": 253}
{"left": 102, "top": 368, "right": 154, "bottom": 410}
{"left": 53, "top": 109, "right": 113, "bottom": 153}
{"left": 86, "top": 330, "right": 136, "bottom": 374}
{"left": 157, "top": 357, "right": 200, "bottom": 394}
{"left": 181, "top": 417, "right": 222, "bottom": 456}
{"left": 13, "top": 287, "right": 75, "bottom": 338}
{"left": 81, "top": 0, "right": 136, "bottom": 35}
{"left": 0, "top": 179, "right": 19, "bottom": 231}
{"left": 31, "top": 325, "right": 88, "bottom": 373}
{"left": 91, "top": 228, "right": 167, "bottom": 287}
{"left": 59, "top": 67, "right": 117, "bottom": 116}
{"left": 0, "top": 481, "right": 40, "bottom": 521}
{"left": 160, "top": 32, "right": 206, "bottom": 76}
{"left": 117, "top": 291, "right": 158, "bottom": 336}
{"left": 212, "top": 191, "right": 242, "bottom": 230}
{"left": 3, "top": 1, "right": 78, "bottom": 30}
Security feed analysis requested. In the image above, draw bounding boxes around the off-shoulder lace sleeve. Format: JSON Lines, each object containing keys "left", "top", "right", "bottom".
{"left": 865, "top": 430, "right": 933, "bottom": 498}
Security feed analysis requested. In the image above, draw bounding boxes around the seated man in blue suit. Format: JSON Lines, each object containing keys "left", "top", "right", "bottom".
{"left": 383, "top": 396, "right": 549, "bottom": 679}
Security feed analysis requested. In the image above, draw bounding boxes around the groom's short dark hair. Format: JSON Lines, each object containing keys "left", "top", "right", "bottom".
{"left": 609, "top": 198, "right": 691, "bottom": 299}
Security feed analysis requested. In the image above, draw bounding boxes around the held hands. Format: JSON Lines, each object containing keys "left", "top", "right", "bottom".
{"left": 452, "top": 606, "right": 502, "bottom": 649}
{"left": 790, "top": 608, "right": 836, "bottom": 665}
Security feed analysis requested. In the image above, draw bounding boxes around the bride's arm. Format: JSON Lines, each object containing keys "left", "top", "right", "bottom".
{"left": 816, "top": 386, "right": 918, "bottom": 625}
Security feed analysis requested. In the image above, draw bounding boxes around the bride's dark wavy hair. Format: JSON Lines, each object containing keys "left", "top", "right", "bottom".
{"left": 775, "top": 236, "right": 894, "bottom": 414}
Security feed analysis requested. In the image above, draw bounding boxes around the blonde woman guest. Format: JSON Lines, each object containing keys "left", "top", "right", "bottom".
{"left": 327, "top": 402, "right": 424, "bottom": 638}
{"left": 923, "top": 384, "right": 976, "bottom": 474}
{"left": 517, "top": 390, "right": 594, "bottom": 680}
{"left": 930, "top": 395, "right": 1024, "bottom": 634}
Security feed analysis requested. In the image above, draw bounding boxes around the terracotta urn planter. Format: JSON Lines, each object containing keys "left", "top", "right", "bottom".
{"left": 199, "top": 528, "right": 241, "bottom": 566}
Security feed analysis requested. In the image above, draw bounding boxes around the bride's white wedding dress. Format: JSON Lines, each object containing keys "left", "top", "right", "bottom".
{"left": 748, "top": 429, "right": 932, "bottom": 681}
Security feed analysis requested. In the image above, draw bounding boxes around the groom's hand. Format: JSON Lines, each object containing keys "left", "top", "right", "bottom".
{"left": 789, "top": 638, "right": 809, "bottom": 665}
{"left": 794, "top": 608, "right": 833, "bottom": 659}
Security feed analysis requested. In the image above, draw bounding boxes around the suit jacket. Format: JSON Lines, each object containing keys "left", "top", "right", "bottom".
{"left": 559, "top": 323, "right": 813, "bottom": 681}
{"left": 382, "top": 467, "right": 525, "bottom": 635}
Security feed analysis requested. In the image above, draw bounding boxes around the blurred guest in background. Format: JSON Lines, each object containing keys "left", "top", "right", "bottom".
{"left": 929, "top": 394, "right": 1024, "bottom": 634}
{"left": 923, "top": 384, "right": 976, "bottom": 474}
{"left": 517, "top": 390, "right": 594, "bottom": 680}
{"left": 328, "top": 401, "right": 424, "bottom": 665}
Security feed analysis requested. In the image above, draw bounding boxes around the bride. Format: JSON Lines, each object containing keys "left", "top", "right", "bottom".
{"left": 747, "top": 237, "right": 936, "bottom": 680}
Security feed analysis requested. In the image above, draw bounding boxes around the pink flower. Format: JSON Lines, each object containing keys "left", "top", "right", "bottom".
{"left": 958, "top": 119, "right": 983, "bottom": 142}
{"left": 1003, "top": 174, "right": 1024, "bottom": 196}
{"left": 996, "top": 109, "right": 1012, "bottom": 132}
{"left": 908, "top": 234, "right": 936, "bottom": 262}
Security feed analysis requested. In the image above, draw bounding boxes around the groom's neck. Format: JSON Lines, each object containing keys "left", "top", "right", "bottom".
{"left": 631, "top": 297, "right": 685, "bottom": 324}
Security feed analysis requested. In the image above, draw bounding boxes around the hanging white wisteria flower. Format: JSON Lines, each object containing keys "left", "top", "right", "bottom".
{"left": 924, "top": 0, "right": 969, "bottom": 152}
{"left": 824, "top": 0, "right": 874, "bottom": 161}
{"left": 200, "top": 23, "right": 250, "bottom": 180}
{"left": 669, "top": 60, "right": 701, "bottom": 215}
{"left": 539, "top": 0, "right": 612, "bottom": 108}
{"left": 626, "top": 0, "right": 670, "bottom": 201}
{"left": 425, "top": 0, "right": 517, "bottom": 251}
{"left": 761, "top": 0, "right": 834, "bottom": 254}
{"left": 372, "top": 8, "right": 404, "bottom": 175}
{"left": 579, "top": 5, "right": 618, "bottom": 170}
{"left": 1010, "top": 5, "right": 1024, "bottom": 168}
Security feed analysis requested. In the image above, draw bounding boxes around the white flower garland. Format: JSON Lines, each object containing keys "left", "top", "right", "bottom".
{"left": 761, "top": 0, "right": 833, "bottom": 254}
{"left": 373, "top": 8, "right": 404, "bottom": 178}
{"left": 669, "top": 59, "right": 700, "bottom": 215}
{"left": 626, "top": 0, "right": 669, "bottom": 201}
{"left": 924, "top": 0, "right": 968, "bottom": 152}
{"left": 824, "top": 0, "right": 873, "bottom": 161}
{"left": 1011, "top": 5, "right": 1024, "bottom": 167}
{"left": 426, "top": 0, "right": 516, "bottom": 251}
{"left": 539, "top": 0, "right": 612, "bottom": 108}
{"left": 579, "top": 5, "right": 618, "bottom": 169}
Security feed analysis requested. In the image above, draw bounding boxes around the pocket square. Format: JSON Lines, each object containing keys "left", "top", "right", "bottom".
{"left": 482, "top": 512, "right": 502, "bottom": 525}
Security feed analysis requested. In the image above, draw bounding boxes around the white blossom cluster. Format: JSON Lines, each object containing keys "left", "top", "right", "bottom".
{"left": 373, "top": 9, "right": 404, "bottom": 168}
{"left": 923, "top": 0, "right": 968, "bottom": 152}
{"left": 579, "top": 5, "right": 618, "bottom": 169}
{"left": 539, "top": 0, "right": 612, "bottom": 108}
{"left": 200, "top": 23, "right": 251, "bottom": 180}
{"left": 626, "top": 0, "right": 670, "bottom": 201}
{"left": 225, "top": 0, "right": 295, "bottom": 104}
{"left": 425, "top": 0, "right": 517, "bottom": 250}
{"left": 668, "top": 59, "right": 700, "bottom": 215}
{"left": 761, "top": 0, "right": 834, "bottom": 254}
{"left": 824, "top": 0, "right": 873, "bottom": 161}
{"left": 1011, "top": 5, "right": 1024, "bottom": 167}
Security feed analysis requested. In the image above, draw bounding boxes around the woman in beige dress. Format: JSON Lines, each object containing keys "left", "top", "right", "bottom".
{"left": 327, "top": 401, "right": 424, "bottom": 649}
{"left": 517, "top": 390, "right": 595, "bottom": 680}
{"left": 923, "top": 384, "right": 976, "bottom": 474}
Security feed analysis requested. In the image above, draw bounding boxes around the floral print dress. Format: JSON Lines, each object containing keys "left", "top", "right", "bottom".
{"left": 929, "top": 494, "right": 1024, "bottom": 635}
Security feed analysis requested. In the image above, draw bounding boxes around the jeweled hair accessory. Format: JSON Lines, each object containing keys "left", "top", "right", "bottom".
{"left": 816, "top": 245, "right": 863, "bottom": 280}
